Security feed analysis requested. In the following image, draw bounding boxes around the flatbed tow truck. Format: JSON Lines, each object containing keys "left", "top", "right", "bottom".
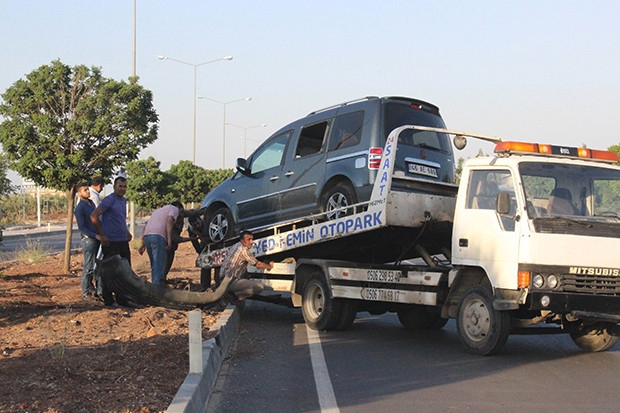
{"left": 196, "top": 125, "right": 620, "bottom": 355}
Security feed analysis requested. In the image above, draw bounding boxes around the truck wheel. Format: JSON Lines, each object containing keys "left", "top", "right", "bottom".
{"left": 456, "top": 286, "right": 510, "bottom": 355}
{"left": 302, "top": 272, "right": 347, "bottom": 331}
{"left": 205, "top": 207, "right": 233, "bottom": 244}
{"left": 397, "top": 305, "right": 447, "bottom": 330}
{"left": 570, "top": 322, "right": 619, "bottom": 352}
{"left": 322, "top": 183, "right": 356, "bottom": 220}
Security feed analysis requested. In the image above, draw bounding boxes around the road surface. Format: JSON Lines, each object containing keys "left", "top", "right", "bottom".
{"left": 206, "top": 299, "right": 620, "bottom": 413}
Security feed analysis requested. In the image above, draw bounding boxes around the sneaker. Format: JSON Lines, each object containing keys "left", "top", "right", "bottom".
{"left": 82, "top": 293, "right": 98, "bottom": 301}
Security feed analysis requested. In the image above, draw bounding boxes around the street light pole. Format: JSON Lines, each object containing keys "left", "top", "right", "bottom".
{"left": 157, "top": 55, "right": 233, "bottom": 164}
{"left": 226, "top": 122, "right": 267, "bottom": 157}
{"left": 198, "top": 96, "right": 252, "bottom": 168}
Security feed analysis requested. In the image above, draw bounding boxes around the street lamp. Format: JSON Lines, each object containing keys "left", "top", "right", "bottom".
{"left": 198, "top": 96, "right": 252, "bottom": 168}
{"left": 157, "top": 55, "right": 233, "bottom": 164}
{"left": 226, "top": 122, "right": 267, "bottom": 157}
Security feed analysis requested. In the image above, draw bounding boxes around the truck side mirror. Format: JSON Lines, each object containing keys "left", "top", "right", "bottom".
{"left": 496, "top": 191, "right": 511, "bottom": 215}
{"left": 236, "top": 158, "right": 249, "bottom": 175}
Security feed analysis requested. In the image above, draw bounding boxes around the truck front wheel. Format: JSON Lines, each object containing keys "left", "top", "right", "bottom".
{"left": 456, "top": 286, "right": 510, "bottom": 355}
{"left": 302, "top": 272, "right": 355, "bottom": 331}
{"left": 570, "top": 322, "right": 619, "bottom": 352}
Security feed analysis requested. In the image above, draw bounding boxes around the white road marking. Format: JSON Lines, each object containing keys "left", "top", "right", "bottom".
{"left": 306, "top": 326, "right": 340, "bottom": 413}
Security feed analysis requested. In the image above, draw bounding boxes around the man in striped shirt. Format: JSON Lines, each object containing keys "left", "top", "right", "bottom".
{"left": 219, "top": 230, "right": 274, "bottom": 301}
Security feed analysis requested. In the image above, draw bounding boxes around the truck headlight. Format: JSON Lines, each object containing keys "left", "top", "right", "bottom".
{"left": 533, "top": 274, "right": 544, "bottom": 288}
{"left": 547, "top": 274, "right": 559, "bottom": 289}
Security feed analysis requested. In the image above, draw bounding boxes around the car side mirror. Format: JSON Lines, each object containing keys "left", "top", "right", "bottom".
{"left": 496, "top": 191, "right": 511, "bottom": 215}
{"left": 236, "top": 158, "right": 249, "bottom": 175}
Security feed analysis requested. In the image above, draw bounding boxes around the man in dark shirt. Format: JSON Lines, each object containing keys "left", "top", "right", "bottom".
{"left": 74, "top": 182, "right": 102, "bottom": 300}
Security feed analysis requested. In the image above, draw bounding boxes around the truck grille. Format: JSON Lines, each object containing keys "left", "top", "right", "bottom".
{"left": 563, "top": 274, "right": 620, "bottom": 295}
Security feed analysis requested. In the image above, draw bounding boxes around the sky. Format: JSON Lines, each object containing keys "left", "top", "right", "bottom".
{"left": 2, "top": 0, "right": 620, "bottom": 183}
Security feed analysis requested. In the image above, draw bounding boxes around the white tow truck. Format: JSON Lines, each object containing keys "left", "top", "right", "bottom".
{"left": 197, "top": 126, "right": 620, "bottom": 355}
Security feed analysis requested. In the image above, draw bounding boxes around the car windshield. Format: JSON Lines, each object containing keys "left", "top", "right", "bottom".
{"left": 520, "top": 161, "right": 620, "bottom": 219}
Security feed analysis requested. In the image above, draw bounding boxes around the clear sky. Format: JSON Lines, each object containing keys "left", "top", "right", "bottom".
{"left": 2, "top": 0, "right": 620, "bottom": 179}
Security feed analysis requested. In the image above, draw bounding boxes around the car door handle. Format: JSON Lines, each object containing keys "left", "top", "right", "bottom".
{"left": 270, "top": 175, "right": 280, "bottom": 182}
{"left": 284, "top": 171, "right": 294, "bottom": 177}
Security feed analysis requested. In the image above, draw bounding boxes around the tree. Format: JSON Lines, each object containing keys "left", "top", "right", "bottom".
{"left": 125, "top": 157, "right": 176, "bottom": 209}
{"left": 168, "top": 160, "right": 211, "bottom": 205}
{"left": 0, "top": 153, "right": 14, "bottom": 198}
{"left": 0, "top": 60, "right": 158, "bottom": 271}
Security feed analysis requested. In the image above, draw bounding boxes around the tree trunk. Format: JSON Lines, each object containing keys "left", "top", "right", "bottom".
{"left": 63, "top": 189, "right": 76, "bottom": 273}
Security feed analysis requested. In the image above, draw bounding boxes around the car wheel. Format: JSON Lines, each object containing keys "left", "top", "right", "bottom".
{"left": 322, "top": 183, "right": 357, "bottom": 220}
{"left": 205, "top": 207, "right": 234, "bottom": 244}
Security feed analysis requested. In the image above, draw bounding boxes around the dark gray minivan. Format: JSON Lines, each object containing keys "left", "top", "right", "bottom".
{"left": 199, "top": 96, "right": 455, "bottom": 244}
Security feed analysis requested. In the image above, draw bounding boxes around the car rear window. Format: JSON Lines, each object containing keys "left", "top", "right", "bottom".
{"left": 383, "top": 101, "right": 450, "bottom": 152}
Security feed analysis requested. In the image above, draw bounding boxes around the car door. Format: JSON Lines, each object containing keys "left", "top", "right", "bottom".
{"left": 279, "top": 120, "right": 329, "bottom": 222}
{"left": 235, "top": 131, "right": 291, "bottom": 229}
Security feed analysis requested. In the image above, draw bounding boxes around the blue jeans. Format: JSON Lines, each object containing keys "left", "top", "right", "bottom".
{"left": 80, "top": 236, "right": 100, "bottom": 295}
{"left": 143, "top": 234, "right": 167, "bottom": 285}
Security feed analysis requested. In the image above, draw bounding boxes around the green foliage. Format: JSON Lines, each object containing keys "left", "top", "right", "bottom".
{"left": 205, "top": 168, "right": 235, "bottom": 191}
{"left": 0, "top": 193, "right": 37, "bottom": 224}
{"left": 0, "top": 59, "right": 158, "bottom": 192}
{"left": 125, "top": 158, "right": 234, "bottom": 209}
{"left": 125, "top": 157, "right": 177, "bottom": 209}
{"left": 168, "top": 160, "right": 210, "bottom": 205}
{"left": 0, "top": 153, "right": 14, "bottom": 197}
{"left": 609, "top": 144, "right": 620, "bottom": 166}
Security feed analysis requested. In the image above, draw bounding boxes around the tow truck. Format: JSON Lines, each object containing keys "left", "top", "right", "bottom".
{"left": 197, "top": 125, "right": 620, "bottom": 355}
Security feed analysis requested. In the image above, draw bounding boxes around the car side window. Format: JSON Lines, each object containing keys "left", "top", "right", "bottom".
{"left": 328, "top": 110, "right": 364, "bottom": 151}
{"left": 295, "top": 121, "right": 329, "bottom": 158}
{"left": 250, "top": 132, "right": 290, "bottom": 174}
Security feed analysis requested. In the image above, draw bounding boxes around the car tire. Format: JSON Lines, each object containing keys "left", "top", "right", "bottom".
{"left": 322, "top": 183, "right": 357, "bottom": 220}
{"left": 205, "top": 207, "right": 234, "bottom": 244}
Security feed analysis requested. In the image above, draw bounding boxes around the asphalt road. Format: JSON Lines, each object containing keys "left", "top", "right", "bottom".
{"left": 0, "top": 224, "right": 144, "bottom": 261}
{"left": 207, "top": 299, "right": 620, "bottom": 413}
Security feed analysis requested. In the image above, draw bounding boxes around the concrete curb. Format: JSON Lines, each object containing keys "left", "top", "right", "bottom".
{"left": 166, "top": 304, "right": 241, "bottom": 413}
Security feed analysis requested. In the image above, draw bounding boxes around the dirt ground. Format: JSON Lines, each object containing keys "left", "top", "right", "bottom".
{"left": 0, "top": 240, "right": 221, "bottom": 413}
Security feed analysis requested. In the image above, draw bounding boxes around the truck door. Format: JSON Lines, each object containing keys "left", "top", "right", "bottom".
{"left": 453, "top": 169, "right": 521, "bottom": 289}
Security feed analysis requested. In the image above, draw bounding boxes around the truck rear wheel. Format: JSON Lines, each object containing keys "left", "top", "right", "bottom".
{"left": 456, "top": 286, "right": 510, "bottom": 355}
{"left": 397, "top": 305, "right": 447, "bottom": 330}
{"left": 570, "top": 322, "right": 619, "bottom": 352}
{"left": 302, "top": 272, "right": 356, "bottom": 331}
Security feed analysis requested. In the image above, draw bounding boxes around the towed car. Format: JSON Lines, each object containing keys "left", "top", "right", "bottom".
{"left": 199, "top": 96, "right": 455, "bottom": 244}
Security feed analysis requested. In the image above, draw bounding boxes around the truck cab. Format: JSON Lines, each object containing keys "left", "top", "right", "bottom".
{"left": 451, "top": 141, "right": 620, "bottom": 354}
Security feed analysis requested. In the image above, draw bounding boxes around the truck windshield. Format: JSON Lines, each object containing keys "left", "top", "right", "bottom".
{"left": 520, "top": 162, "right": 620, "bottom": 219}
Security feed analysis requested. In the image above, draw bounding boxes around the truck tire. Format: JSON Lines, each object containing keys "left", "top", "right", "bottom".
{"left": 322, "top": 183, "right": 356, "bottom": 220}
{"left": 570, "top": 322, "right": 619, "bottom": 352}
{"left": 302, "top": 272, "right": 354, "bottom": 331}
{"left": 206, "top": 207, "right": 233, "bottom": 244}
{"left": 397, "top": 305, "right": 447, "bottom": 330}
{"left": 456, "top": 286, "right": 510, "bottom": 355}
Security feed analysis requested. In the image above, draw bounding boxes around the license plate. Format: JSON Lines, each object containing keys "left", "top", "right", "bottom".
{"left": 366, "top": 269, "right": 401, "bottom": 282}
{"left": 361, "top": 288, "right": 403, "bottom": 302}
{"left": 408, "top": 163, "right": 438, "bottom": 178}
